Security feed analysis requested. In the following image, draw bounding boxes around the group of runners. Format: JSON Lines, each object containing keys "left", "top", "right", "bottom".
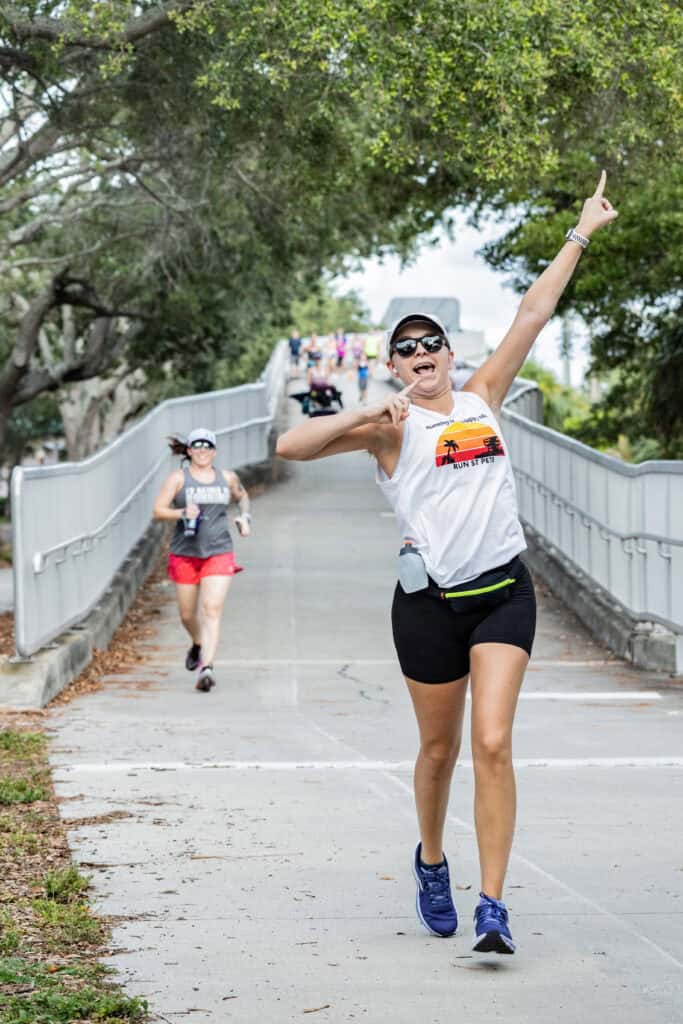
{"left": 152, "top": 173, "right": 617, "bottom": 953}
{"left": 289, "top": 327, "right": 382, "bottom": 398}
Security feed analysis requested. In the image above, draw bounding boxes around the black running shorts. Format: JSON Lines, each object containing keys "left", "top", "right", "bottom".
{"left": 391, "top": 558, "right": 536, "bottom": 684}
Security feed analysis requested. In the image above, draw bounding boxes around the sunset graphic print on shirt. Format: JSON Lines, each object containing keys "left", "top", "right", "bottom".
{"left": 435, "top": 420, "right": 505, "bottom": 467}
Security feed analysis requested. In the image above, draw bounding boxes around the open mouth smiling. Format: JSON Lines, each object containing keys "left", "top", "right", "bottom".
{"left": 413, "top": 359, "right": 436, "bottom": 376}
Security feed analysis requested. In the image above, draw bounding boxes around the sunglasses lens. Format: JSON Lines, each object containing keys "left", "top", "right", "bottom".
{"left": 391, "top": 335, "right": 447, "bottom": 357}
{"left": 393, "top": 339, "right": 418, "bottom": 357}
{"left": 191, "top": 440, "right": 214, "bottom": 449}
{"left": 423, "top": 336, "right": 446, "bottom": 353}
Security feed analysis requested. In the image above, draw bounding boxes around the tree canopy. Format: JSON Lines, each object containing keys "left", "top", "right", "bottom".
{"left": 1, "top": 1, "right": 682, "bottom": 458}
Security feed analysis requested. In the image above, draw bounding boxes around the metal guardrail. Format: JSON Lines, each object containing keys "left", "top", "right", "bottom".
{"left": 502, "top": 388, "right": 683, "bottom": 634}
{"left": 11, "top": 341, "right": 288, "bottom": 657}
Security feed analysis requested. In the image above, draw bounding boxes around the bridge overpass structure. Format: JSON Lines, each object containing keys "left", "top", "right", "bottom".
{"left": 3, "top": 338, "right": 681, "bottom": 711}
{"left": 37, "top": 362, "right": 682, "bottom": 1023}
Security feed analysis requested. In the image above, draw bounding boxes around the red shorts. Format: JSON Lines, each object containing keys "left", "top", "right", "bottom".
{"left": 167, "top": 552, "right": 243, "bottom": 585}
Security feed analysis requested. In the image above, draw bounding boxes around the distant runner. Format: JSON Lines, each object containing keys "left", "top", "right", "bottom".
{"left": 288, "top": 329, "right": 302, "bottom": 370}
{"left": 153, "top": 427, "right": 251, "bottom": 692}
{"left": 364, "top": 331, "right": 380, "bottom": 375}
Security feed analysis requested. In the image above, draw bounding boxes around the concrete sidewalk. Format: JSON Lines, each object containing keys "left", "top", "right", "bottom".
{"left": 48, "top": 371, "right": 683, "bottom": 1023}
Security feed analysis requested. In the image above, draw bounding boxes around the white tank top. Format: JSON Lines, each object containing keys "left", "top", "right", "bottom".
{"left": 376, "top": 390, "right": 526, "bottom": 587}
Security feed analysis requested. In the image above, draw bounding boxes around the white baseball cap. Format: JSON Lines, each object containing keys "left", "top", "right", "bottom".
{"left": 386, "top": 312, "right": 450, "bottom": 349}
{"left": 187, "top": 427, "right": 217, "bottom": 447}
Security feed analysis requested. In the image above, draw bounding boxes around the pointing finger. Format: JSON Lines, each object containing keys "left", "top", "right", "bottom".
{"left": 398, "top": 379, "right": 420, "bottom": 398}
{"left": 593, "top": 169, "right": 607, "bottom": 198}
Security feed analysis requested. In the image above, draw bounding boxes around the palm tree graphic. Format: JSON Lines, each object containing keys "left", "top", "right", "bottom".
{"left": 483, "top": 435, "right": 504, "bottom": 456}
{"left": 442, "top": 438, "right": 460, "bottom": 464}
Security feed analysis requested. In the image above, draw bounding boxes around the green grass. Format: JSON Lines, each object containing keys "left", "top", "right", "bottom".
{"left": 0, "top": 815, "right": 41, "bottom": 854}
{"left": 0, "top": 732, "right": 44, "bottom": 758}
{"left": 0, "top": 734, "right": 49, "bottom": 806}
{"left": 0, "top": 958, "right": 147, "bottom": 1023}
{"left": 0, "top": 776, "right": 48, "bottom": 806}
{"left": 0, "top": 912, "right": 19, "bottom": 956}
{"left": 32, "top": 900, "right": 104, "bottom": 950}
{"left": 42, "top": 866, "right": 90, "bottom": 903}
{"left": 0, "top": 726, "right": 147, "bottom": 1022}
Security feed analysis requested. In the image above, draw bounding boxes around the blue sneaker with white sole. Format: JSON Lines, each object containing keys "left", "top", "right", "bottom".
{"left": 472, "top": 892, "right": 515, "bottom": 953}
{"left": 412, "top": 842, "right": 458, "bottom": 937}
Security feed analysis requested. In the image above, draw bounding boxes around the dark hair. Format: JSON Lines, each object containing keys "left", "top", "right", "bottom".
{"left": 167, "top": 435, "right": 189, "bottom": 460}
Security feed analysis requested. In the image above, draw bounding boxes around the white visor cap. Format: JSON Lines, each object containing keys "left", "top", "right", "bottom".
{"left": 187, "top": 427, "right": 217, "bottom": 447}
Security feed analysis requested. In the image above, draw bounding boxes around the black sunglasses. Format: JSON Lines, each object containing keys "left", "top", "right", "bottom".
{"left": 189, "top": 440, "right": 215, "bottom": 450}
{"left": 390, "top": 334, "right": 450, "bottom": 358}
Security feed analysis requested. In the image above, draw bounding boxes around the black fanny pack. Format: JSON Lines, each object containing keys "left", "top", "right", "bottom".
{"left": 429, "top": 557, "right": 521, "bottom": 614}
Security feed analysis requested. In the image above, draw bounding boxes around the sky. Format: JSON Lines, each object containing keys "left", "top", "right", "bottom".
{"left": 334, "top": 210, "right": 590, "bottom": 388}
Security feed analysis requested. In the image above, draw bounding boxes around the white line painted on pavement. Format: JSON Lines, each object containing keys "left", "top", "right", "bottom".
{"left": 519, "top": 691, "right": 661, "bottom": 700}
{"left": 147, "top": 657, "right": 628, "bottom": 671}
{"left": 527, "top": 660, "right": 625, "bottom": 668}
{"left": 56, "top": 756, "right": 683, "bottom": 774}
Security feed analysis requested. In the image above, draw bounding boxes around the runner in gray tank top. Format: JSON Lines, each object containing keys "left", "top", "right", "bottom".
{"left": 170, "top": 466, "right": 234, "bottom": 560}
{"left": 153, "top": 427, "right": 251, "bottom": 692}
{"left": 276, "top": 174, "right": 618, "bottom": 954}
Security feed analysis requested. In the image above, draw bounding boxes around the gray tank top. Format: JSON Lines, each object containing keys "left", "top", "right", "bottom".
{"left": 169, "top": 465, "right": 233, "bottom": 558}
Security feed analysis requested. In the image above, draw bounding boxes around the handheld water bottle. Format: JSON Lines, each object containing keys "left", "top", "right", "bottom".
{"left": 183, "top": 510, "right": 201, "bottom": 537}
{"left": 397, "top": 541, "right": 428, "bottom": 593}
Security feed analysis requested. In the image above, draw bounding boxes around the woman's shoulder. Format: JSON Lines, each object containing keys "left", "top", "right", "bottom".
{"left": 456, "top": 382, "right": 493, "bottom": 413}
{"left": 459, "top": 381, "right": 500, "bottom": 417}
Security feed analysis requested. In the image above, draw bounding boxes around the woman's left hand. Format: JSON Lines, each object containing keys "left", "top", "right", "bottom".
{"left": 577, "top": 170, "right": 618, "bottom": 237}
{"left": 234, "top": 515, "right": 251, "bottom": 537}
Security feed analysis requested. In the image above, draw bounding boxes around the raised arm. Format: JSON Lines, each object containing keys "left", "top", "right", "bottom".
{"left": 276, "top": 382, "right": 417, "bottom": 461}
{"left": 465, "top": 171, "right": 618, "bottom": 411}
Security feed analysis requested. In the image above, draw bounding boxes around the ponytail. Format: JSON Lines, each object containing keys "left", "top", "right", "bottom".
{"left": 167, "top": 435, "right": 189, "bottom": 460}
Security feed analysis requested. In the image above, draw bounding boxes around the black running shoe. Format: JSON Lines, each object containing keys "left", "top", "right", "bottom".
{"left": 195, "top": 664, "right": 216, "bottom": 692}
{"left": 185, "top": 643, "right": 201, "bottom": 671}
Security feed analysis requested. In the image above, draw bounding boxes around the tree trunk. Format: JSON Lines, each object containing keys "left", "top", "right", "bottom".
{"left": 58, "top": 367, "right": 147, "bottom": 461}
{"left": 0, "top": 276, "right": 62, "bottom": 457}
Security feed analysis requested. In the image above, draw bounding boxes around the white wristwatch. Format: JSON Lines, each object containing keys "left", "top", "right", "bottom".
{"left": 565, "top": 227, "right": 590, "bottom": 249}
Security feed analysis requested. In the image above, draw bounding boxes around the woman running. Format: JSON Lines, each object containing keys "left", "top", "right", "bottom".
{"left": 153, "top": 427, "right": 251, "bottom": 692}
{"left": 334, "top": 328, "right": 348, "bottom": 368}
{"left": 276, "top": 174, "right": 617, "bottom": 952}
{"left": 303, "top": 333, "right": 323, "bottom": 385}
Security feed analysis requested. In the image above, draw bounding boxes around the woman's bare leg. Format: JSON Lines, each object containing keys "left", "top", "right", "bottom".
{"left": 469, "top": 642, "right": 528, "bottom": 899}
{"left": 405, "top": 674, "right": 469, "bottom": 864}
{"left": 197, "top": 575, "right": 232, "bottom": 665}
{"left": 175, "top": 584, "right": 200, "bottom": 644}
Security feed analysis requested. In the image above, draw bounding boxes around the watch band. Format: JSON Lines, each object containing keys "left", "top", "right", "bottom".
{"left": 565, "top": 227, "right": 590, "bottom": 249}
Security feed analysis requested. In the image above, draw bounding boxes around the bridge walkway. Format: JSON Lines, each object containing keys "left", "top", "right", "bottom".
{"left": 48, "top": 371, "right": 683, "bottom": 1022}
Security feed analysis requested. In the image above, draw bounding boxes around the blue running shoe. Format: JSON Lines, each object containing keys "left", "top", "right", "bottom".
{"left": 412, "top": 843, "right": 458, "bottom": 937}
{"left": 472, "top": 892, "right": 515, "bottom": 954}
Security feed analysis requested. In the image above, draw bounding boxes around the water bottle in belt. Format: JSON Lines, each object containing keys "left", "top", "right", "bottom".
{"left": 397, "top": 541, "right": 428, "bottom": 593}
